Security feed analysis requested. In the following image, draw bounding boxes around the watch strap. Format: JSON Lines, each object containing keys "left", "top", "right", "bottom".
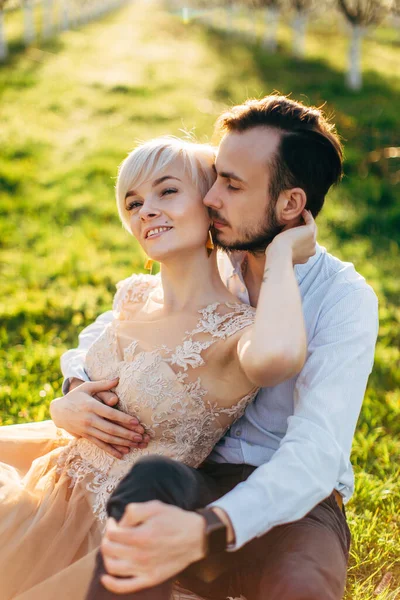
{"left": 196, "top": 508, "right": 227, "bottom": 556}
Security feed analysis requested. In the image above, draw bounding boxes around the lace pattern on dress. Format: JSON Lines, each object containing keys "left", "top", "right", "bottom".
{"left": 57, "top": 274, "right": 258, "bottom": 521}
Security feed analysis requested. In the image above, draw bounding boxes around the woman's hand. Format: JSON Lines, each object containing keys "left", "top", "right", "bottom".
{"left": 50, "top": 380, "right": 150, "bottom": 459}
{"left": 269, "top": 209, "right": 317, "bottom": 265}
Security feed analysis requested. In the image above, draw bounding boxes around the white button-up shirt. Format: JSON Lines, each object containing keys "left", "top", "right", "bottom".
{"left": 61, "top": 244, "right": 379, "bottom": 550}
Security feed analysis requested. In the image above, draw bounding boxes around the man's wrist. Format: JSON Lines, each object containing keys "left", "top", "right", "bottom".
{"left": 195, "top": 507, "right": 232, "bottom": 558}
{"left": 192, "top": 512, "right": 207, "bottom": 561}
{"left": 210, "top": 507, "right": 235, "bottom": 546}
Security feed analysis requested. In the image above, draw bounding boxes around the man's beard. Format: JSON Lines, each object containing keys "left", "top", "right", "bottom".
{"left": 210, "top": 205, "right": 283, "bottom": 254}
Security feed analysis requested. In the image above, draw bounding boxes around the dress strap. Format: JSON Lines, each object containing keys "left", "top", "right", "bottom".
{"left": 187, "top": 302, "right": 255, "bottom": 341}
{"left": 112, "top": 273, "right": 160, "bottom": 316}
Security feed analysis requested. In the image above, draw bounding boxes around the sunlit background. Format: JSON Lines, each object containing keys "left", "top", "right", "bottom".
{"left": 0, "top": 1, "right": 399, "bottom": 597}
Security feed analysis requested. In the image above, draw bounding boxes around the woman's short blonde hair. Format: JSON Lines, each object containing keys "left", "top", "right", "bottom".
{"left": 116, "top": 136, "right": 217, "bottom": 233}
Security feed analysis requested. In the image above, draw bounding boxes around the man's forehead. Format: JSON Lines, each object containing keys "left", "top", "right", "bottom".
{"left": 217, "top": 128, "right": 280, "bottom": 161}
{"left": 216, "top": 128, "right": 280, "bottom": 178}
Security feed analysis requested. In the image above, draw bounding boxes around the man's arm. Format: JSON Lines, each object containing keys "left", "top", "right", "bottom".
{"left": 210, "top": 286, "right": 379, "bottom": 549}
{"left": 61, "top": 310, "right": 114, "bottom": 394}
{"left": 98, "top": 284, "right": 379, "bottom": 594}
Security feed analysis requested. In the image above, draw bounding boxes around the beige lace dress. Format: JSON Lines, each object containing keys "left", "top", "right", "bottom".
{"left": 0, "top": 274, "right": 257, "bottom": 600}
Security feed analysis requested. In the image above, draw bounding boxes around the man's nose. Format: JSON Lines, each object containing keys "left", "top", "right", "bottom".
{"left": 203, "top": 182, "right": 222, "bottom": 209}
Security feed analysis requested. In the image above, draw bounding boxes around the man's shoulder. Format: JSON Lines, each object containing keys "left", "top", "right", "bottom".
{"left": 312, "top": 245, "right": 377, "bottom": 299}
{"left": 310, "top": 248, "right": 378, "bottom": 333}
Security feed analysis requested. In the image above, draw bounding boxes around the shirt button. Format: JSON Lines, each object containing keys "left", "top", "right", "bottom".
{"left": 235, "top": 430, "right": 242, "bottom": 437}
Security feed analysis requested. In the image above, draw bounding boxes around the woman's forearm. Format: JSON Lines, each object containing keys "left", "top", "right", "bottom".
{"left": 238, "top": 241, "right": 307, "bottom": 387}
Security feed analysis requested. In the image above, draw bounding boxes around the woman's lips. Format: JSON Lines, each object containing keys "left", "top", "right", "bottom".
{"left": 145, "top": 227, "right": 173, "bottom": 240}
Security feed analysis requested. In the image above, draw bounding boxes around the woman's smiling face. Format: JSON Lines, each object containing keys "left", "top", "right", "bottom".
{"left": 124, "top": 158, "right": 211, "bottom": 263}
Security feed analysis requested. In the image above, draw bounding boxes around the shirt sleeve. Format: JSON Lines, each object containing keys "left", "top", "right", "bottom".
{"left": 60, "top": 310, "right": 114, "bottom": 394}
{"left": 210, "top": 286, "right": 379, "bottom": 550}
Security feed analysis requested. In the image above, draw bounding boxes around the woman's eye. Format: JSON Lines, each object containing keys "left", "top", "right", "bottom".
{"left": 228, "top": 184, "right": 240, "bottom": 191}
{"left": 161, "top": 188, "right": 178, "bottom": 196}
{"left": 126, "top": 201, "right": 142, "bottom": 211}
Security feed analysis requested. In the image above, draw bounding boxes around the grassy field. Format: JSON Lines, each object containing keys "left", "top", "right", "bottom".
{"left": 0, "top": 1, "right": 399, "bottom": 597}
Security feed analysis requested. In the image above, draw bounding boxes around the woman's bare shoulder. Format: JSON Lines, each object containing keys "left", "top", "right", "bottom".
{"left": 112, "top": 273, "right": 160, "bottom": 314}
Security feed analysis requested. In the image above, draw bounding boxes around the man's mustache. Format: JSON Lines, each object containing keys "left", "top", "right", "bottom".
{"left": 208, "top": 210, "right": 229, "bottom": 227}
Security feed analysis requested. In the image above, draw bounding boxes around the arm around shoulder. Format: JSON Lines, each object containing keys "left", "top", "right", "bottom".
{"left": 237, "top": 242, "right": 307, "bottom": 388}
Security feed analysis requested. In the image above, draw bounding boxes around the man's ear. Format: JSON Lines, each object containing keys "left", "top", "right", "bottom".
{"left": 275, "top": 188, "right": 307, "bottom": 226}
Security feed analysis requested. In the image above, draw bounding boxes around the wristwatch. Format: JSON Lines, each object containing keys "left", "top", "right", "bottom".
{"left": 196, "top": 508, "right": 228, "bottom": 556}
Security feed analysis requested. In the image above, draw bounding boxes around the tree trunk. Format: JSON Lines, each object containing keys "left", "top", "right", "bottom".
{"left": 0, "top": 11, "right": 8, "bottom": 61}
{"left": 391, "top": 14, "right": 400, "bottom": 41}
{"left": 182, "top": 7, "right": 190, "bottom": 24}
{"left": 226, "top": 3, "right": 233, "bottom": 31}
{"left": 347, "top": 24, "right": 363, "bottom": 90}
{"left": 262, "top": 6, "right": 279, "bottom": 51}
{"left": 42, "top": 0, "right": 53, "bottom": 39}
{"left": 60, "top": 0, "right": 69, "bottom": 31}
{"left": 249, "top": 7, "right": 257, "bottom": 39}
{"left": 23, "top": 0, "right": 35, "bottom": 46}
{"left": 292, "top": 10, "right": 307, "bottom": 57}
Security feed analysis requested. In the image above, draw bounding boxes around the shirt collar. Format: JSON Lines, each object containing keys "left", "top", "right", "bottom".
{"left": 219, "top": 243, "right": 324, "bottom": 286}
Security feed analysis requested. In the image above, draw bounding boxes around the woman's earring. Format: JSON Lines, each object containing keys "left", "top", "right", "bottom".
{"left": 206, "top": 230, "right": 214, "bottom": 257}
{"left": 144, "top": 258, "right": 154, "bottom": 273}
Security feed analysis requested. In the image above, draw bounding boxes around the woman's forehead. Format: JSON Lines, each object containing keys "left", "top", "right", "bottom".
{"left": 127, "top": 158, "right": 194, "bottom": 194}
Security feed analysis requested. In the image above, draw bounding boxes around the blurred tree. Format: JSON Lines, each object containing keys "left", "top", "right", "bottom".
{"left": 338, "top": 0, "right": 393, "bottom": 90}
{"left": 0, "top": 0, "right": 8, "bottom": 61}
{"left": 287, "top": 0, "right": 316, "bottom": 57}
{"left": 189, "top": 0, "right": 216, "bottom": 27}
{"left": 22, "top": 0, "right": 35, "bottom": 45}
{"left": 252, "top": 0, "right": 281, "bottom": 50}
{"left": 239, "top": 0, "right": 258, "bottom": 39}
{"left": 42, "top": 0, "right": 54, "bottom": 39}
{"left": 223, "top": 0, "right": 236, "bottom": 31}
{"left": 392, "top": 0, "right": 400, "bottom": 31}
{"left": 60, "top": 0, "right": 70, "bottom": 31}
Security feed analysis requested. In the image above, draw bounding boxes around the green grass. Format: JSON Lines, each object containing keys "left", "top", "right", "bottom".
{"left": 0, "top": 1, "right": 399, "bottom": 597}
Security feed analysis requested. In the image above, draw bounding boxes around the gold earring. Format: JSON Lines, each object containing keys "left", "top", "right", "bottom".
{"left": 206, "top": 230, "right": 214, "bottom": 257}
{"left": 144, "top": 258, "right": 154, "bottom": 273}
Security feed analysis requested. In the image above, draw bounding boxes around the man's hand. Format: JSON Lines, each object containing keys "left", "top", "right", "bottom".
{"left": 69, "top": 376, "right": 120, "bottom": 407}
{"left": 50, "top": 380, "right": 150, "bottom": 459}
{"left": 100, "top": 502, "right": 207, "bottom": 594}
{"left": 66, "top": 378, "right": 147, "bottom": 455}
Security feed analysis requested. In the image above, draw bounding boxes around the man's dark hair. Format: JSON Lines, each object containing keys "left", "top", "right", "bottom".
{"left": 216, "top": 95, "right": 343, "bottom": 217}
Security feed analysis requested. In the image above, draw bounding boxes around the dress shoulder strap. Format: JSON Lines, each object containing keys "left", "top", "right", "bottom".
{"left": 112, "top": 273, "right": 160, "bottom": 315}
{"left": 188, "top": 302, "right": 255, "bottom": 341}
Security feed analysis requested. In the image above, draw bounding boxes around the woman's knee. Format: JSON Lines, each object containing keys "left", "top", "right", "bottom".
{"left": 107, "top": 456, "right": 200, "bottom": 519}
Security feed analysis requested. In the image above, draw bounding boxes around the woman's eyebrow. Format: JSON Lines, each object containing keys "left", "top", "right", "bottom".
{"left": 152, "top": 175, "right": 181, "bottom": 187}
{"left": 125, "top": 176, "right": 181, "bottom": 199}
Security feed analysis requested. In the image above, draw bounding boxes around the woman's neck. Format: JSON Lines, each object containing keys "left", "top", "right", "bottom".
{"left": 158, "top": 250, "right": 231, "bottom": 314}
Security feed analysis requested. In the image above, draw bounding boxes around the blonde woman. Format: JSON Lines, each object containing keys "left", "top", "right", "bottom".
{"left": 0, "top": 136, "right": 314, "bottom": 600}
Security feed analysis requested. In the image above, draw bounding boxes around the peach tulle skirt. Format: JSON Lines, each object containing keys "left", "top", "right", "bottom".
{"left": 0, "top": 421, "right": 102, "bottom": 600}
{"left": 0, "top": 421, "right": 234, "bottom": 600}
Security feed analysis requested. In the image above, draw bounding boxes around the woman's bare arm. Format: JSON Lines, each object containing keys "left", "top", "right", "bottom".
{"left": 238, "top": 210, "right": 316, "bottom": 388}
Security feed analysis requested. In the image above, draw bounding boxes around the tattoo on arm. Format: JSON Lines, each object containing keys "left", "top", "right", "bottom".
{"left": 262, "top": 269, "right": 270, "bottom": 284}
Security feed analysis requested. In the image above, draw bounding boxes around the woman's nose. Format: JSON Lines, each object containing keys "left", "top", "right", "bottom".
{"left": 139, "top": 201, "right": 161, "bottom": 221}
